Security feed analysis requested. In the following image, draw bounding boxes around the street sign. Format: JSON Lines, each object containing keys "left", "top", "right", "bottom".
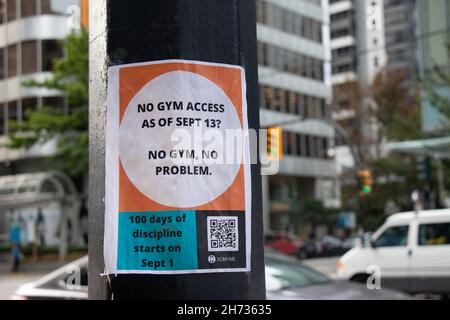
{"left": 104, "top": 60, "right": 252, "bottom": 274}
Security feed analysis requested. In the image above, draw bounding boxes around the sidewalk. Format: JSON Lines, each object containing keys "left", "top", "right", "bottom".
{"left": 0, "top": 252, "right": 86, "bottom": 274}
{"left": 0, "top": 260, "right": 67, "bottom": 274}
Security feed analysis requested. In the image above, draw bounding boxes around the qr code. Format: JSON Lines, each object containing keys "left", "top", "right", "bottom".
{"left": 207, "top": 216, "right": 239, "bottom": 252}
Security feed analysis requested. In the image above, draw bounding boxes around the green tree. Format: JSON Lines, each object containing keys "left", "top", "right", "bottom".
{"left": 8, "top": 29, "right": 88, "bottom": 177}
{"left": 335, "top": 68, "right": 425, "bottom": 228}
{"left": 371, "top": 68, "right": 422, "bottom": 141}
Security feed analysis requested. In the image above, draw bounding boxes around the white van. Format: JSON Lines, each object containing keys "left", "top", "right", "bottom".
{"left": 336, "top": 209, "right": 450, "bottom": 294}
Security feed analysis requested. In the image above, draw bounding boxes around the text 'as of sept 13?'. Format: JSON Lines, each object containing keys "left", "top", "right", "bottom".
{"left": 141, "top": 117, "right": 222, "bottom": 128}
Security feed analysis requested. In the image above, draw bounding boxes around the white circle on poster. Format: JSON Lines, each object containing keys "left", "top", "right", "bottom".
{"left": 119, "top": 71, "right": 242, "bottom": 208}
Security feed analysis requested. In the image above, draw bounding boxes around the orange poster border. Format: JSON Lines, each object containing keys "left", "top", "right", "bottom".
{"left": 118, "top": 61, "right": 246, "bottom": 212}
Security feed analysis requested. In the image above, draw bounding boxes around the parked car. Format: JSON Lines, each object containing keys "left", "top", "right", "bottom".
{"left": 266, "top": 251, "right": 411, "bottom": 300}
{"left": 12, "top": 252, "right": 411, "bottom": 300}
{"left": 297, "top": 235, "right": 348, "bottom": 259}
{"left": 337, "top": 209, "right": 450, "bottom": 295}
{"left": 265, "top": 232, "right": 303, "bottom": 256}
{"left": 12, "top": 255, "right": 88, "bottom": 300}
{"left": 341, "top": 236, "right": 363, "bottom": 250}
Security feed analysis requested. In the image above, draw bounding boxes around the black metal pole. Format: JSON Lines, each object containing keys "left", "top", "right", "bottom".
{"left": 89, "top": 0, "right": 265, "bottom": 300}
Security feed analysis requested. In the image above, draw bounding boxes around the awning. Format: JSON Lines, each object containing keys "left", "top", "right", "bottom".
{"left": 385, "top": 136, "right": 450, "bottom": 158}
{"left": 0, "top": 171, "right": 77, "bottom": 210}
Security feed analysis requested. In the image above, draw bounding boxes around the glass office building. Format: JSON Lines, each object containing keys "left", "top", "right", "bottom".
{"left": 384, "top": 0, "right": 419, "bottom": 78}
{"left": 418, "top": 0, "right": 450, "bottom": 132}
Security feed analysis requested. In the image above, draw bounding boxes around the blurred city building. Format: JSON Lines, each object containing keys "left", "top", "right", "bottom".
{"left": 418, "top": 0, "right": 450, "bottom": 132}
{"left": 329, "top": 0, "right": 387, "bottom": 87}
{"left": 382, "top": 0, "right": 450, "bottom": 210}
{"left": 383, "top": 0, "right": 420, "bottom": 84}
{"left": 386, "top": 0, "right": 450, "bottom": 209}
{"left": 0, "top": 0, "right": 83, "bottom": 251}
{"left": 330, "top": 0, "right": 386, "bottom": 167}
{"left": 257, "top": 0, "right": 340, "bottom": 235}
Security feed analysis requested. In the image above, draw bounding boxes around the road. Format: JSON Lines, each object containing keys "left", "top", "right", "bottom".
{"left": 302, "top": 257, "right": 340, "bottom": 279}
{"left": 0, "top": 272, "right": 47, "bottom": 300}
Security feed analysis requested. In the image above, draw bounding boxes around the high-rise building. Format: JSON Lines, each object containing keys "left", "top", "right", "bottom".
{"left": 329, "top": 0, "right": 386, "bottom": 87}
{"left": 330, "top": 0, "right": 386, "bottom": 170}
{"left": 383, "top": 0, "right": 419, "bottom": 79}
{"left": 418, "top": 0, "right": 450, "bottom": 132}
{"left": 0, "top": 1, "right": 83, "bottom": 248}
{"left": 0, "top": 0, "right": 81, "bottom": 158}
{"left": 256, "top": 0, "right": 340, "bottom": 234}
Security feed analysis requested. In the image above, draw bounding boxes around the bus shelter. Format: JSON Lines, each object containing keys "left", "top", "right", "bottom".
{"left": 0, "top": 171, "right": 82, "bottom": 258}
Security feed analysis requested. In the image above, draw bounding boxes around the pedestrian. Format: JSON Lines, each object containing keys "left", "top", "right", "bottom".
{"left": 36, "top": 209, "right": 46, "bottom": 246}
{"left": 9, "top": 219, "right": 22, "bottom": 273}
{"left": 11, "top": 243, "right": 21, "bottom": 272}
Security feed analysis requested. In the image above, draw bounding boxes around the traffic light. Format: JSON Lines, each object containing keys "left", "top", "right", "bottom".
{"left": 416, "top": 157, "right": 432, "bottom": 183}
{"left": 358, "top": 169, "right": 373, "bottom": 197}
{"left": 267, "top": 127, "right": 283, "bottom": 160}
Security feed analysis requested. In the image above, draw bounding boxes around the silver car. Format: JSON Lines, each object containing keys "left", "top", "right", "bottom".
{"left": 12, "top": 252, "right": 411, "bottom": 300}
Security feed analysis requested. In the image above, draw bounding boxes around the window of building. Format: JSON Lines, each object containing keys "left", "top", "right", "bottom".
{"left": 306, "top": 96, "right": 314, "bottom": 118}
{"left": 7, "top": 44, "right": 17, "bottom": 77}
{"left": 276, "top": 131, "right": 329, "bottom": 160}
{"left": 42, "top": 40, "right": 63, "bottom": 71}
{"left": 273, "top": 88, "right": 283, "bottom": 112}
{"left": 300, "top": 95, "right": 307, "bottom": 117}
{"left": 292, "top": 134, "right": 300, "bottom": 156}
{"left": 283, "top": 90, "right": 290, "bottom": 113}
{"left": 259, "top": 85, "right": 266, "bottom": 109}
{"left": 256, "top": 0, "right": 267, "bottom": 25}
{"left": 22, "top": 41, "right": 38, "bottom": 75}
{"left": 0, "top": 48, "right": 4, "bottom": 79}
{"left": 7, "top": 100, "right": 19, "bottom": 132}
{"left": 294, "top": 134, "right": 301, "bottom": 156}
{"left": 260, "top": 84, "right": 326, "bottom": 120}
{"left": 317, "top": 137, "right": 328, "bottom": 159}
{"left": 311, "top": 136, "right": 318, "bottom": 158}
{"left": 40, "top": 0, "right": 65, "bottom": 15}
{"left": 284, "top": 132, "right": 293, "bottom": 155}
{"left": 21, "top": 0, "right": 37, "bottom": 17}
{"left": 289, "top": 92, "right": 299, "bottom": 115}
{"left": 258, "top": 42, "right": 324, "bottom": 81}
{"left": 257, "top": 42, "right": 264, "bottom": 65}
{"left": 331, "top": 28, "right": 350, "bottom": 39}
{"left": 419, "top": 223, "right": 450, "bottom": 246}
{"left": 264, "top": 86, "right": 274, "bottom": 110}
{"left": 256, "top": 0, "right": 322, "bottom": 43}
{"left": 0, "top": 0, "right": 5, "bottom": 25}
{"left": 0, "top": 103, "right": 5, "bottom": 134}
{"left": 304, "top": 135, "right": 310, "bottom": 157}
{"left": 331, "top": 11, "right": 349, "bottom": 23}
{"left": 7, "top": 0, "right": 16, "bottom": 22}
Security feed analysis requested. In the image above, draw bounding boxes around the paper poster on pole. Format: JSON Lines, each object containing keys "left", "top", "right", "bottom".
{"left": 104, "top": 60, "right": 251, "bottom": 274}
